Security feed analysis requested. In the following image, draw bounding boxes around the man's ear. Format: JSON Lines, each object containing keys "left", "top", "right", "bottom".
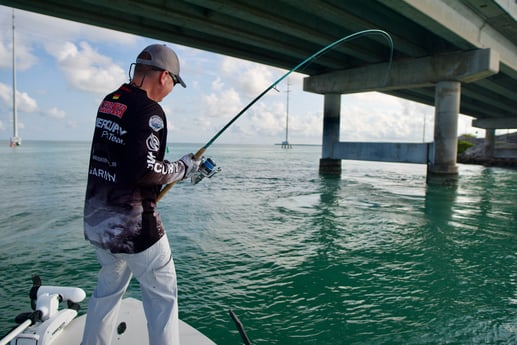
{"left": 160, "top": 70, "right": 169, "bottom": 85}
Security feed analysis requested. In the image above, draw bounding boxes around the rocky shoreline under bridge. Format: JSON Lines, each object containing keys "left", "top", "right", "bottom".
{"left": 458, "top": 132, "right": 517, "bottom": 168}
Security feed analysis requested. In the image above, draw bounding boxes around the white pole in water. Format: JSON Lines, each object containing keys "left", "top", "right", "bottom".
{"left": 281, "top": 79, "right": 292, "bottom": 149}
{"left": 285, "top": 79, "right": 289, "bottom": 144}
{"left": 0, "top": 319, "right": 31, "bottom": 345}
{"left": 10, "top": 9, "right": 21, "bottom": 147}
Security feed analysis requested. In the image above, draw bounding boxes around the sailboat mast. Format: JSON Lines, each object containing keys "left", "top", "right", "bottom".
{"left": 280, "top": 79, "right": 292, "bottom": 148}
{"left": 10, "top": 9, "right": 21, "bottom": 147}
{"left": 285, "top": 79, "right": 289, "bottom": 143}
{"left": 12, "top": 10, "right": 17, "bottom": 139}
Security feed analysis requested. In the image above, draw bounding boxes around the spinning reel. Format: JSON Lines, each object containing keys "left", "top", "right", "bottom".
{"left": 191, "top": 157, "right": 221, "bottom": 185}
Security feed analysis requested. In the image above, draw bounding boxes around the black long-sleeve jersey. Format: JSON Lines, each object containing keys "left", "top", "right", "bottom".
{"left": 84, "top": 83, "right": 186, "bottom": 253}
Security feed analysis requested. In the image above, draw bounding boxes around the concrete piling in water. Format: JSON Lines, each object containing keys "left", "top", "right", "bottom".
{"left": 428, "top": 81, "right": 460, "bottom": 176}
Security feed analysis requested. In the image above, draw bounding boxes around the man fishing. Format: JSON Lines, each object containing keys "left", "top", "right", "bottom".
{"left": 82, "top": 44, "right": 200, "bottom": 345}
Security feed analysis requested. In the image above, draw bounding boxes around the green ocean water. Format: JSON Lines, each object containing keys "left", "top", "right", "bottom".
{"left": 0, "top": 141, "right": 515, "bottom": 344}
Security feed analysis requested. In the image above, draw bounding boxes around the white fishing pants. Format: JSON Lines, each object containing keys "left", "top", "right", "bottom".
{"left": 81, "top": 235, "right": 179, "bottom": 345}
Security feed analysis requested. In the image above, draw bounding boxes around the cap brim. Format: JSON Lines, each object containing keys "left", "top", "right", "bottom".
{"left": 176, "top": 74, "right": 186, "bottom": 88}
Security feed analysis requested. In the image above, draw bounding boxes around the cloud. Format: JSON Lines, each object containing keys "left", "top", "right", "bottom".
{"left": 0, "top": 25, "right": 39, "bottom": 70}
{"left": 3, "top": 7, "right": 134, "bottom": 74}
{"left": 338, "top": 92, "right": 436, "bottom": 142}
{"left": 1, "top": 6, "right": 137, "bottom": 49}
{"left": 51, "top": 41, "right": 125, "bottom": 94}
{"left": 0, "top": 7, "right": 133, "bottom": 95}
{"left": 0, "top": 119, "right": 4, "bottom": 131}
{"left": 0, "top": 82, "right": 9, "bottom": 104}
{"left": 188, "top": 56, "right": 292, "bottom": 142}
{"left": 66, "top": 120, "right": 77, "bottom": 129}
{"left": 245, "top": 102, "right": 284, "bottom": 137}
{"left": 43, "top": 106, "right": 66, "bottom": 119}
{"left": 0, "top": 40, "right": 8, "bottom": 69}
{"left": 211, "top": 77, "right": 224, "bottom": 91}
{"left": 16, "top": 90, "right": 38, "bottom": 112}
{"left": 202, "top": 88, "right": 242, "bottom": 120}
{"left": 160, "top": 104, "right": 176, "bottom": 132}
{"left": 219, "top": 56, "right": 280, "bottom": 99}
{"left": 290, "top": 111, "right": 322, "bottom": 139}
{"left": 0, "top": 82, "right": 38, "bottom": 112}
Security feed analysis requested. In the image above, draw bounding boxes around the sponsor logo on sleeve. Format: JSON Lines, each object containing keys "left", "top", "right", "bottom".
{"left": 146, "top": 152, "right": 180, "bottom": 175}
{"left": 149, "top": 115, "right": 164, "bottom": 132}
{"left": 146, "top": 134, "right": 160, "bottom": 152}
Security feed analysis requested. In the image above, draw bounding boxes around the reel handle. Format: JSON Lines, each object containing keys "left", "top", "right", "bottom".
{"left": 157, "top": 147, "right": 206, "bottom": 202}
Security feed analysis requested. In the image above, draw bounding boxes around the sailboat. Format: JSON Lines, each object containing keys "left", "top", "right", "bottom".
{"left": 10, "top": 9, "right": 21, "bottom": 147}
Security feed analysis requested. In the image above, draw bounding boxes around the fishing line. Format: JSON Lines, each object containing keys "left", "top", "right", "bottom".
{"left": 205, "top": 29, "right": 393, "bottom": 148}
{"left": 157, "top": 29, "right": 394, "bottom": 201}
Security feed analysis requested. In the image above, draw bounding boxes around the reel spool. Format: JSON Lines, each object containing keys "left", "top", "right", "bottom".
{"left": 192, "top": 157, "right": 221, "bottom": 185}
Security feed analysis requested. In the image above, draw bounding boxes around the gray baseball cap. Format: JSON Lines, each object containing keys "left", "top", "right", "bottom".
{"left": 136, "top": 44, "right": 186, "bottom": 88}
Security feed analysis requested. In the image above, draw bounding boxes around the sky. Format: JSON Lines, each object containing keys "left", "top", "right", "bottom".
{"left": 0, "top": 5, "right": 487, "bottom": 146}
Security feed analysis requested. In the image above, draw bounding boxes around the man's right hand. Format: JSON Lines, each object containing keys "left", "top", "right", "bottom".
{"left": 180, "top": 153, "right": 201, "bottom": 179}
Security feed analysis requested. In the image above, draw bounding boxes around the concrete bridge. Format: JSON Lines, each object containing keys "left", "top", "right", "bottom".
{"left": 5, "top": 0, "right": 517, "bottom": 179}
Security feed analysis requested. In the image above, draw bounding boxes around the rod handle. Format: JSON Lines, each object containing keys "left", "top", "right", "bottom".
{"left": 193, "top": 147, "right": 206, "bottom": 160}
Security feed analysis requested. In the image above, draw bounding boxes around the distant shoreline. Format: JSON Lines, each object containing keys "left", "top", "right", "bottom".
{"left": 459, "top": 132, "right": 517, "bottom": 168}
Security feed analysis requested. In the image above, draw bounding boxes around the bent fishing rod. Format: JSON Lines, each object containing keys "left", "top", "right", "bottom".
{"left": 157, "top": 29, "right": 394, "bottom": 202}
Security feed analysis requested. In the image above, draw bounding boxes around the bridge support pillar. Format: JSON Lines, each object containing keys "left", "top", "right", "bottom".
{"left": 484, "top": 128, "right": 495, "bottom": 159}
{"left": 428, "top": 81, "right": 460, "bottom": 177}
{"left": 319, "top": 94, "right": 341, "bottom": 175}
